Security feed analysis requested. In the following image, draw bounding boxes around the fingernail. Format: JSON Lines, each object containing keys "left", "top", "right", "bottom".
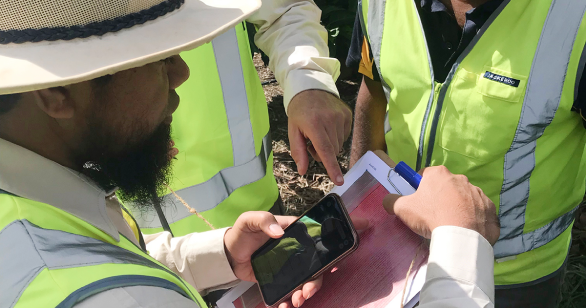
{"left": 306, "top": 288, "right": 317, "bottom": 300}
{"left": 269, "top": 224, "right": 284, "bottom": 236}
{"left": 336, "top": 176, "right": 344, "bottom": 184}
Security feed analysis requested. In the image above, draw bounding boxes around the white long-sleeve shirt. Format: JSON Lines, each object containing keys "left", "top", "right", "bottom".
{"left": 419, "top": 227, "right": 495, "bottom": 308}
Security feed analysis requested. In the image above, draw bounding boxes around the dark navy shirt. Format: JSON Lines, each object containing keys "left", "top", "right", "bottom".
{"left": 347, "top": 0, "right": 586, "bottom": 125}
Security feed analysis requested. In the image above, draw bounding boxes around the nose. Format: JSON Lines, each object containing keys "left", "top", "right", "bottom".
{"left": 167, "top": 55, "right": 190, "bottom": 90}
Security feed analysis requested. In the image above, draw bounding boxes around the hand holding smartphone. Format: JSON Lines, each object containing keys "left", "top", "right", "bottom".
{"left": 251, "top": 194, "right": 359, "bottom": 307}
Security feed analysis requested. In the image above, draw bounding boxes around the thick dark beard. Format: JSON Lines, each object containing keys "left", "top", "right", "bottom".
{"left": 78, "top": 121, "right": 172, "bottom": 211}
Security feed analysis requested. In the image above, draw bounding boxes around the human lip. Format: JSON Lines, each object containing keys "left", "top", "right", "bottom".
{"left": 168, "top": 90, "right": 180, "bottom": 114}
{"left": 163, "top": 91, "right": 179, "bottom": 125}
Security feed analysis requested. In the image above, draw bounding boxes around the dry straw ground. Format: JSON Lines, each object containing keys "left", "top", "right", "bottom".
{"left": 254, "top": 53, "right": 586, "bottom": 306}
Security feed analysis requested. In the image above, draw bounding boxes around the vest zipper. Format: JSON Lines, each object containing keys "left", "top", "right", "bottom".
{"left": 419, "top": 1, "right": 510, "bottom": 169}
{"left": 413, "top": 0, "right": 435, "bottom": 172}
{"left": 420, "top": 84, "right": 442, "bottom": 168}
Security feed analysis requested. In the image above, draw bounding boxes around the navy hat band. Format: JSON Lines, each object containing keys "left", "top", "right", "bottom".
{"left": 0, "top": 0, "right": 184, "bottom": 45}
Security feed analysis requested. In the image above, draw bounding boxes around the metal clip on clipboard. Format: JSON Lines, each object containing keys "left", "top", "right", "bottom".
{"left": 387, "top": 161, "right": 422, "bottom": 195}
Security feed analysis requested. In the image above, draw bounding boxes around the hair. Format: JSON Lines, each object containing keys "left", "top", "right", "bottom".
{"left": 0, "top": 93, "right": 21, "bottom": 115}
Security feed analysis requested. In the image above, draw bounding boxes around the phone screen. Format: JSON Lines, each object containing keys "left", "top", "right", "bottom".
{"left": 251, "top": 194, "right": 356, "bottom": 306}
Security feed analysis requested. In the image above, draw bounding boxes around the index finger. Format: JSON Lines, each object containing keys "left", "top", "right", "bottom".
{"left": 308, "top": 129, "right": 344, "bottom": 185}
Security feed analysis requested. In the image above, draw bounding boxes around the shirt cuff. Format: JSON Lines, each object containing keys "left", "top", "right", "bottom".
{"left": 185, "top": 227, "right": 239, "bottom": 290}
{"left": 427, "top": 226, "right": 495, "bottom": 302}
{"left": 282, "top": 58, "right": 341, "bottom": 114}
{"left": 144, "top": 227, "right": 239, "bottom": 294}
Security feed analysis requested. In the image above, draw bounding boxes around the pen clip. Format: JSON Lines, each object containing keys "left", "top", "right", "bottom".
{"left": 387, "top": 168, "right": 404, "bottom": 196}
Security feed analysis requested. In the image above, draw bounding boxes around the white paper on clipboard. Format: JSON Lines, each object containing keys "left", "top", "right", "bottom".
{"left": 216, "top": 151, "right": 427, "bottom": 308}
{"left": 330, "top": 151, "right": 415, "bottom": 199}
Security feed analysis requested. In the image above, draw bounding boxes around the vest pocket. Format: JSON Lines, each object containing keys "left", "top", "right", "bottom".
{"left": 438, "top": 67, "right": 526, "bottom": 162}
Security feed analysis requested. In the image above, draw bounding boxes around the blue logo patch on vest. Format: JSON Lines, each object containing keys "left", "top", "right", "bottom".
{"left": 483, "top": 71, "right": 520, "bottom": 87}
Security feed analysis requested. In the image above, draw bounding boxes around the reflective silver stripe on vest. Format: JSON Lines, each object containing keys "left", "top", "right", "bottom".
{"left": 411, "top": 1, "right": 436, "bottom": 171}
{"left": 384, "top": 112, "right": 391, "bottom": 133}
{"left": 365, "top": 0, "right": 391, "bottom": 103}
{"left": 494, "top": 0, "right": 586, "bottom": 258}
{"left": 135, "top": 132, "right": 272, "bottom": 228}
{"left": 576, "top": 43, "right": 586, "bottom": 103}
{"left": 57, "top": 276, "right": 191, "bottom": 308}
{"left": 357, "top": 0, "right": 367, "bottom": 45}
{"left": 0, "top": 219, "right": 199, "bottom": 308}
{"left": 366, "top": 0, "right": 436, "bottom": 170}
{"left": 213, "top": 28, "right": 256, "bottom": 166}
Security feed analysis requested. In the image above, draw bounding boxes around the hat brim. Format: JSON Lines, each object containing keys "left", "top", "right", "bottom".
{"left": 0, "top": 0, "right": 261, "bottom": 95}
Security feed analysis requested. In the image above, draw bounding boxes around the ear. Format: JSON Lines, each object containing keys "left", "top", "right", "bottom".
{"left": 33, "top": 87, "right": 74, "bottom": 119}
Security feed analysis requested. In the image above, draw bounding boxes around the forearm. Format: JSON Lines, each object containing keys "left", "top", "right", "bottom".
{"left": 350, "top": 76, "right": 387, "bottom": 167}
{"left": 246, "top": 0, "right": 340, "bottom": 110}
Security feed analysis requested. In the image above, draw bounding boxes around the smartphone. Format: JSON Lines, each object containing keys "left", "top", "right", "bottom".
{"left": 251, "top": 193, "right": 359, "bottom": 307}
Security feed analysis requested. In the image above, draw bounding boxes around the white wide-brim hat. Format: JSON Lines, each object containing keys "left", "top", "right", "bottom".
{"left": 0, "top": 0, "right": 261, "bottom": 95}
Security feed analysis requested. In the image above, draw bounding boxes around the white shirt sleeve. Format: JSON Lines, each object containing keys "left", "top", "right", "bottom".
{"left": 246, "top": 0, "right": 341, "bottom": 113}
{"left": 144, "top": 228, "right": 240, "bottom": 296}
{"left": 418, "top": 226, "right": 495, "bottom": 308}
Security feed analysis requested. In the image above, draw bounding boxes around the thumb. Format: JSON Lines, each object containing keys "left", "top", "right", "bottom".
{"left": 382, "top": 194, "right": 431, "bottom": 239}
{"left": 382, "top": 193, "right": 404, "bottom": 216}
{"left": 238, "top": 212, "right": 285, "bottom": 239}
{"left": 275, "top": 215, "right": 298, "bottom": 230}
{"left": 259, "top": 213, "right": 285, "bottom": 239}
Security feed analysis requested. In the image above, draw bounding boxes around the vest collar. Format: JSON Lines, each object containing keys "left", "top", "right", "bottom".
{"left": 0, "top": 138, "right": 120, "bottom": 241}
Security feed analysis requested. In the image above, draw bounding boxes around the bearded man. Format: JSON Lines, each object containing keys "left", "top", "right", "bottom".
{"left": 0, "top": 1, "right": 333, "bottom": 307}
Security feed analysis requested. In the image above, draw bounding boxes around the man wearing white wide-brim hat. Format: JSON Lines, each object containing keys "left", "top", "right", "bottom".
{"left": 0, "top": 1, "right": 346, "bottom": 307}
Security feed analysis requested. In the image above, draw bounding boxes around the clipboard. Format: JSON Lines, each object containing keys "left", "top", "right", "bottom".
{"left": 216, "top": 151, "right": 427, "bottom": 308}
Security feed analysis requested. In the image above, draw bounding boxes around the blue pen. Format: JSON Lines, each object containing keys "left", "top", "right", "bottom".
{"left": 393, "top": 161, "right": 422, "bottom": 190}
